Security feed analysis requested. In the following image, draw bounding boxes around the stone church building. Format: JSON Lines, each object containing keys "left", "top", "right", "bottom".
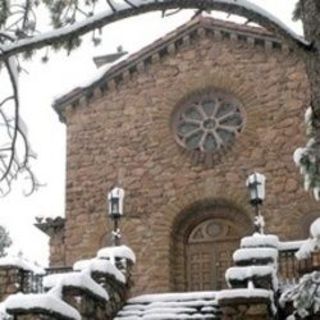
{"left": 42, "top": 16, "right": 316, "bottom": 298}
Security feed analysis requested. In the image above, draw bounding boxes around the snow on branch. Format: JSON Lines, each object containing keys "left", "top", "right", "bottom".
{"left": 280, "top": 271, "right": 320, "bottom": 319}
{"left": 0, "top": 46, "right": 39, "bottom": 196}
{"left": 0, "top": 0, "right": 309, "bottom": 60}
{"left": 294, "top": 107, "right": 320, "bottom": 201}
{"left": 296, "top": 218, "right": 320, "bottom": 260}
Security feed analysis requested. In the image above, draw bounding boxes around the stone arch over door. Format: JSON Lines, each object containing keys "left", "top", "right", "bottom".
{"left": 170, "top": 199, "right": 252, "bottom": 292}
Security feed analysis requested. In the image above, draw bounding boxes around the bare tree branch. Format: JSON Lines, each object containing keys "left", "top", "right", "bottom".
{"left": 0, "top": 0, "right": 310, "bottom": 60}
{"left": 0, "top": 44, "right": 38, "bottom": 195}
{"left": 0, "top": 96, "right": 13, "bottom": 108}
{"left": 0, "top": 55, "right": 19, "bottom": 183}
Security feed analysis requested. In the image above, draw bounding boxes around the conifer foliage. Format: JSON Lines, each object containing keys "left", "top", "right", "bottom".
{"left": 0, "top": 225, "right": 12, "bottom": 257}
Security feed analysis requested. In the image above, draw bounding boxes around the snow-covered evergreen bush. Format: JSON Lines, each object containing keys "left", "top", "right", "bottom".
{"left": 281, "top": 218, "right": 320, "bottom": 319}
{"left": 294, "top": 107, "right": 320, "bottom": 201}
{"left": 281, "top": 271, "right": 320, "bottom": 319}
{"left": 0, "top": 226, "right": 12, "bottom": 257}
{"left": 296, "top": 218, "right": 320, "bottom": 260}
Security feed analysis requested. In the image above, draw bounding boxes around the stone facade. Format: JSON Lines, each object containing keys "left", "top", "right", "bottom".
{"left": 50, "top": 17, "right": 316, "bottom": 296}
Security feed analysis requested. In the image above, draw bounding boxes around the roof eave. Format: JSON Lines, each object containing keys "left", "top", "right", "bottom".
{"left": 52, "top": 17, "right": 285, "bottom": 123}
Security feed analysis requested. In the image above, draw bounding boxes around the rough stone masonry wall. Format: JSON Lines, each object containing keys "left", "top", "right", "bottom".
{"left": 57, "top": 32, "right": 315, "bottom": 295}
{"left": 49, "top": 228, "right": 65, "bottom": 267}
{"left": 0, "top": 266, "right": 24, "bottom": 301}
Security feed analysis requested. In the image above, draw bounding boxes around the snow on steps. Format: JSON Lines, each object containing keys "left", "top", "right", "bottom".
{"left": 240, "top": 233, "right": 279, "bottom": 249}
{"left": 2, "top": 245, "right": 135, "bottom": 320}
{"left": 225, "top": 265, "right": 278, "bottom": 291}
{"left": 73, "top": 257, "right": 126, "bottom": 283}
{"left": 5, "top": 288, "right": 81, "bottom": 320}
{"left": 43, "top": 270, "right": 109, "bottom": 301}
{"left": 233, "top": 247, "right": 278, "bottom": 264}
{"left": 115, "top": 291, "right": 221, "bottom": 320}
{"left": 240, "top": 233, "right": 305, "bottom": 252}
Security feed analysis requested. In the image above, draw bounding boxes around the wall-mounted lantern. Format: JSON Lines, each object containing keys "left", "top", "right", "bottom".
{"left": 108, "top": 187, "right": 125, "bottom": 246}
{"left": 246, "top": 172, "right": 266, "bottom": 234}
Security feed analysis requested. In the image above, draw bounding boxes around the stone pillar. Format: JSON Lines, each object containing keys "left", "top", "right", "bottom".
{"left": 34, "top": 217, "right": 66, "bottom": 267}
{"left": 0, "top": 266, "right": 24, "bottom": 301}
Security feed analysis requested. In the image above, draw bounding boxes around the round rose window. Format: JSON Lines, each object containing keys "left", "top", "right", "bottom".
{"left": 172, "top": 89, "right": 244, "bottom": 163}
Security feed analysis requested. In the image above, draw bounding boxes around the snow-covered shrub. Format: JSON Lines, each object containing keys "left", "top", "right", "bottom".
{"left": 280, "top": 271, "right": 320, "bottom": 319}
{"left": 296, "top": 218, "right": 320, "bottom": 260}
{"left": 0, "top": 226, "right": 11, "bottom": 258}
{"left": 294, "top": 107, "right": 320, "bottom": 201}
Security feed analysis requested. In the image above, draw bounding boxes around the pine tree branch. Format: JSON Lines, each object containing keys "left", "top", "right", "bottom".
{"left": 0, "top": 0, "right": 311, "bottom": 60}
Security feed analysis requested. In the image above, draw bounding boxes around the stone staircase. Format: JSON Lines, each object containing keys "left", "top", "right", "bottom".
{"left": 115, "top": 291, "right": 221, "bottom": 320}
{"left": 0, "top": 246, "right": 136, "bottom": 320}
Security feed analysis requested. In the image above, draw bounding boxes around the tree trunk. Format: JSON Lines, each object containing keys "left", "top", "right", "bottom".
{"left": 301, "top": 0, "right": 320, "bottom": 127}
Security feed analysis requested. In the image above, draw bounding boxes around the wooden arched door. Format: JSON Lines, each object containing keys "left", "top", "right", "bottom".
{"left": 186, "top": 218, "right": 241, "bottom": 291}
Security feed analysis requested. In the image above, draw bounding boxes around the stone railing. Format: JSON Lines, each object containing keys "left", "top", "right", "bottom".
{"left": 0, "top": 245, "right": 135, "bottom": 320}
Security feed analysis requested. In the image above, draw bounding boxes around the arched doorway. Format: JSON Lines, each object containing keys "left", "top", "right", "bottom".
{"left": 186, "top": 218, "right": 242, "bottom": 291}
{"left": 170, "top": 200, "right": 252, "bottom": 292}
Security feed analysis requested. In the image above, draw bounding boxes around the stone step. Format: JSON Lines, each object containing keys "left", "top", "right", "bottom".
{"left": 115, "top": 291, "right": 221, "bottom": 319}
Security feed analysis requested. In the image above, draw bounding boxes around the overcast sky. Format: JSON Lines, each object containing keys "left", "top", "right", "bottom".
{"left": 0, "top": 0, "right": 302, "bottom": 266}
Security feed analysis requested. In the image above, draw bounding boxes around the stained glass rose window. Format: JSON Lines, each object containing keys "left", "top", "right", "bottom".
{"left": 172, "top": 89, "right": 244, "bottom": 163}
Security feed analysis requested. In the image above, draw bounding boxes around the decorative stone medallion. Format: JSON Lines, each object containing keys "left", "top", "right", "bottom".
{"left": 172, "top": 89, "right": 245, "bottom": 165}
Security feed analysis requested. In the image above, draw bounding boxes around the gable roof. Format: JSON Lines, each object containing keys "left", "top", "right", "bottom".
{"left": 53, "top": 16, "right": 287, "bottom": 123}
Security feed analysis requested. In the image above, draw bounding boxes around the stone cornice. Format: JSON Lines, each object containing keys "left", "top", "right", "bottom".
{"left": 34, "top": 216, "right": 65, "bottom": 237}
{"left": 53, "top": 16, "right": 288, "bottom": 123}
